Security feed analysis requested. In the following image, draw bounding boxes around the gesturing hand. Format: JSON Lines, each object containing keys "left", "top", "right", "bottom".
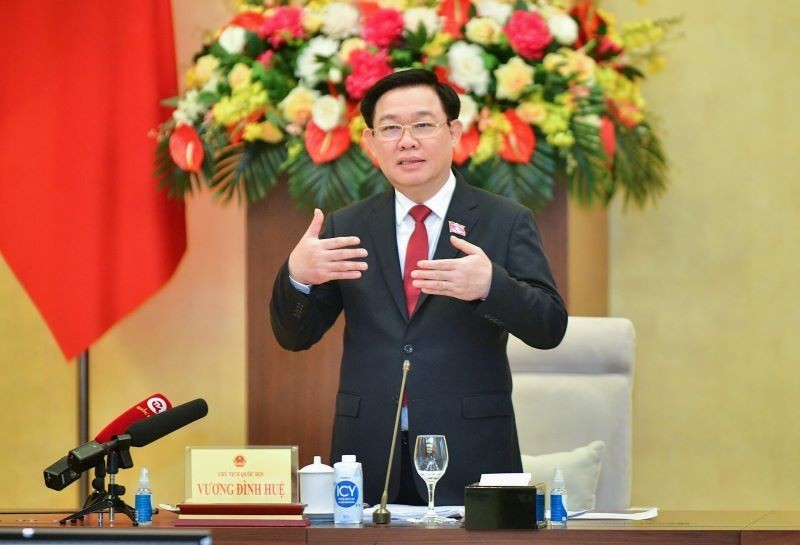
{"left": 411, "top": 236, "right": 492, "bottom": 301}
{"left": 288, "top": 209, "right": 368, "bottom": 285}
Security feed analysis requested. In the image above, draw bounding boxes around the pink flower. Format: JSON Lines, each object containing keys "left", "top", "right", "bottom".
{"left": 260, "top": 7, "right": 304, "bottom": 49}
{"left": 257, "top": 50, "right": 274, "bottom": 69}
{"left": 345, "top": 50, "right": 392, "bottom": 100}
{"left": 504, "top": 10, "right": 552, "bottom": 60}
{"left": 363, "top": 8, "right": 405, "bottom": 48}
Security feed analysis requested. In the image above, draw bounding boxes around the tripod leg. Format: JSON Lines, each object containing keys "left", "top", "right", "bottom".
{"left": 112, "top": 497, "right": 138, "bottom": 525}
{"left": 59, "top": 495, "right": 109, "bottom": 525}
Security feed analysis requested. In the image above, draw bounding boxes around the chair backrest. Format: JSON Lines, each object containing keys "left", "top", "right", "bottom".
{"left": 509, "top": 316, "right": 635, "bottom": 510}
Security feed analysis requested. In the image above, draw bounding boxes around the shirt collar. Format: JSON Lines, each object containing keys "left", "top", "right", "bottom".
{"left": 394, "top": 171, "right": 456, "bottom": 225}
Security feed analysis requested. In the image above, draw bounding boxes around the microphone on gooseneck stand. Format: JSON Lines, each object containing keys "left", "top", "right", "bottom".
{"left": 373, "top": 360, "right": 411, "bottom": 524}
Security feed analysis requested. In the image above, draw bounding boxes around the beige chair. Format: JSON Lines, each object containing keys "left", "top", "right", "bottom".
{"left": 509, "top": 316, "right": 635, "bottom": 510}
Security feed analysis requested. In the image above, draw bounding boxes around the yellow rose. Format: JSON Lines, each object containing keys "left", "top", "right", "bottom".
{"left": 302, "top": 10, "right": 323, "bottom": 34}
{"left": 339, "top": 38, "right": 367, "bottom": 63}
{"left": 516, "top": 102, "right": 547, "bottom": 126}
{"left": 564, "top": 50, "right": 595, "bottom": 83}
{"left": 189, "top": 55, "right": 220, "bottom": 88}
{"left": 278, "top": 86, "right": 320, "bottom": 125}
{"left": 543, "top": 52, "right": 568, "bottom": 76}
{"left": 243, "top": 121, "right": 285, "bottom": 144}
{"left": 464, "top": 17, "right": 502, "bottom": 46}
{"left": 228, "top": 63, "right": 252, "bottom": 91}
{"left": 494, "top": 57, "right": 535, "bottom": 101}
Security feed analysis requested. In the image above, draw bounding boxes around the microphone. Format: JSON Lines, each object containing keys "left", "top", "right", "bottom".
{"left": 94, "top": 393, "right": 172, "bottom": 443}
{"left": 373, "top": 360, "right": 411, "bottom": 524}
{"left": 44, "top": 393, "right": 172, "bottom": 490}
{"left": 126, "top": 398, "right": 208, "bottom": 448}
{"left": 43, "top": 456, "right": 81, "bottom": 491}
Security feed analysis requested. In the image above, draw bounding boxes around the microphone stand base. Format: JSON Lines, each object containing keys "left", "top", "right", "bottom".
{"left": 373, "top": 508, "right": 391, "bottom": 525}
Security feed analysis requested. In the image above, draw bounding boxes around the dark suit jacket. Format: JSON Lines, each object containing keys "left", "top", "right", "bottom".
{"left": 270, "top": 173, "right": 568, "bottom": 506}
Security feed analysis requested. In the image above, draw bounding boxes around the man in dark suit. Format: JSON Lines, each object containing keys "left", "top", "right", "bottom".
{"left": 271, "top": 69, "right": 567, "bottom": 507}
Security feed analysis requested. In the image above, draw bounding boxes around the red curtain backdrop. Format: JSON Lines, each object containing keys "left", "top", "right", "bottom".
{"left": 0, "top": 2, "right": 186, "bottom": 360}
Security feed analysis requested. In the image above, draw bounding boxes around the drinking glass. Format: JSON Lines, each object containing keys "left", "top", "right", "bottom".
{"left": 411, "top": 434, "right": 456, "bottom": 524}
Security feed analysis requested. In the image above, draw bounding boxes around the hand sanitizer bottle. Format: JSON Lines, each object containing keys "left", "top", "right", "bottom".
{"left": 549, "top": 467, "right": 568, "bottom": 528}
{"left": 135, "top": 467, "right": 153, "bottom": 526}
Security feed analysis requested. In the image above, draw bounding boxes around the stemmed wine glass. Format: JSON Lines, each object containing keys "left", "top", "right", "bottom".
{"left": 411, "top": 434, "right": 456, "bottom": 524}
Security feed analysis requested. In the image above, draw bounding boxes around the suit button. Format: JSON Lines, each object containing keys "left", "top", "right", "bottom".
{"left": 403, "top": 344, "right": 414, "bottom": 354}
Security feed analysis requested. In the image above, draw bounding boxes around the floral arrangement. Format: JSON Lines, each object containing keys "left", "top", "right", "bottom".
{"left": 155, "top": 0, "right": 678, "bottom": 211}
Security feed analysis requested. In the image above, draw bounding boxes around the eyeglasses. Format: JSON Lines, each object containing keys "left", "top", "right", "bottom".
{"left": 372, "top": 121, "right": 449, "bottom": 141}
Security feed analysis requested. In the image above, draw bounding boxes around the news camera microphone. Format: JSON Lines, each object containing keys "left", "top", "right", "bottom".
{"left": 373, "top": 360, "right": 411, "bottom": 524}
{"left": 44, "top": 394, "right": 173, "bottom": 490}
{"left": 43, "top": 456, "right": 81, "bottom": 491}
{"left": 94, "top": 393, "right": 172, "bottom": 443}
{"left": 126, "top": 398, "right": 208, "bottom": 448}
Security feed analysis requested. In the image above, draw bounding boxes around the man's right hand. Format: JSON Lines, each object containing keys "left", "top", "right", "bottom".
{"left": 288, "top": 208, "right": 368, "bottom": 286}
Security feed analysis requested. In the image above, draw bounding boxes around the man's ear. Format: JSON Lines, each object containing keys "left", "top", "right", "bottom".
{"left": 449, "top": 119, "right": 464, "bottom": 146}
{"left": 363, "top": 127, "right": 377, "bottom": 154}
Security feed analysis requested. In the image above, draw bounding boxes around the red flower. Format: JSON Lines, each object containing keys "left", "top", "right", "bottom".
{"left": 499, "top": 110, "right": 535, "bottom": 163}
{"left": 600, "top": 116, "right": 615, "bottom": 168}
{"left": 260, "top": 7, "right": 304, "bottom": 49}
{"left": 230, "top": 12, "right": 264, "bottom": 33}
{"left": 363, "top": 8, "right": 404, "bottom": 48}
{"left": 169, "top": 125, "right": 204, "bottom": 173}
{"left": 570, "top": 0, "right": 623, "bottom": 60}
{"left": 345, "top": 49, "right": 392, "bottom": 101}
{"left": 453, "top": 125, "right": 479, "bottom": 166}
{"left": 305, "top": 121, "right": 351, "bottom": 164}
{"left": 438, "top": 0, "right": 472, "bottom": 38}
{"left": 504, "top": 10, "right": 552, "bottom": 61}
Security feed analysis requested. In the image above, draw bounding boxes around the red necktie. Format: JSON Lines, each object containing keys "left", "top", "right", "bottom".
{"left": 403, "top": 204, "right": 432, "bottom": 317}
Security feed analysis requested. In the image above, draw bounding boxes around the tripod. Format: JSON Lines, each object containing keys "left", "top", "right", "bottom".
{"left": 60, "top": 435, "right": 138, "bottom": 525}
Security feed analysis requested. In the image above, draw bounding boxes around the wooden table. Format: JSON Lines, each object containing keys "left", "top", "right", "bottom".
{"left": 3, "top": 510, "right": 800, "bottom": 544}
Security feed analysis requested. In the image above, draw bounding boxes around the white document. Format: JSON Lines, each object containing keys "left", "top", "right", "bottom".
{"left": 570, "top": 507, "right": 659, "bottom": 520}
{"left": 363, "top": 504, "right": 464, "bottom": 520}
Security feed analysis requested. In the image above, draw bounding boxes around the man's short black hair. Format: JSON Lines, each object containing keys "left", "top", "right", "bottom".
{"left": 360, "top": 69, "right": 461, "bottom": 128}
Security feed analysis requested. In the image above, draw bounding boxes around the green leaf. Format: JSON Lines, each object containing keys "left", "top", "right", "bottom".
{"left": 282, "top": 146, "right": 377, "bottom": 211}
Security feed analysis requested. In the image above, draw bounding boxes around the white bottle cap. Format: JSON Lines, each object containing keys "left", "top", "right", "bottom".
{"left": 139, "top": 467, "right": 150, "bottom": 487}
{"left": 553, "top": 467, "right": 564, "bottom": 482}
{"left": 342, "top": 454, "right": 356, "bottom": 463}
{"left": 299, "top": 455, "right": 334, "bottom": 473}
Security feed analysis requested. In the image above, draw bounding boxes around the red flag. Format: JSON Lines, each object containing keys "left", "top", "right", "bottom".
{"left": 0, "top": 2, "right": 186, "bottom": 360}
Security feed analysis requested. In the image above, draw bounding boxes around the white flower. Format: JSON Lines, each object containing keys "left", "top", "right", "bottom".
{"left": 457, "top": 94, "right": 479, "bottom": 132}
{"left": 218, "top": 25, "right": 247, "bottom": 55}
{"left": 548, "top": 13, "right": 579, "bottom": 45}
{"left": 447, "top": 41, "right": 490, "bottom": 96}
{"left": 474, "top": 0, "right": 513, "bottom": 25}
{"left": 328, "top": 67, "right": 343, "bottom": 84}
{"left": 321, "top": 3, "right": 361, "bottom": 39}
{"left": 403, "top": 7, "right": 441, "bottom": 36}
{"left": 173, "top": 90, "right": 208, "bottom": 126}
{"left": 296, "top": 36, "right": 340, "bottom": 88}
{"left": 311, "top": 95, "right": 346, "bottom": 131}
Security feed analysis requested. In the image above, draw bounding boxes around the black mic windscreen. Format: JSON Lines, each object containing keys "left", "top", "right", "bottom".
{"left": 126, "top": 398, "right": 208, "bottom": 448}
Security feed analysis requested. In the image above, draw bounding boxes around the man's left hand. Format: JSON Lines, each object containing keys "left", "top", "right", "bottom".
{"left": 411, "top": 236, "right": 492, "bottom": 301}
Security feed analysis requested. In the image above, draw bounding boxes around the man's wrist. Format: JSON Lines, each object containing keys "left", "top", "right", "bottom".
{"left": 289, "top": 275, "right": 312, "bottom": 294}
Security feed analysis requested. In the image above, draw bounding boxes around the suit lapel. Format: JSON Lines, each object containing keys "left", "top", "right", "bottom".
{"left": 367, "top": 191, "right": 409, "bottom": 321}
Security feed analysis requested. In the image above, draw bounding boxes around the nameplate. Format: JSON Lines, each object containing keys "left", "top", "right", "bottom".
{"left": 184, "top": 446, "right": 298, "bottom": 503}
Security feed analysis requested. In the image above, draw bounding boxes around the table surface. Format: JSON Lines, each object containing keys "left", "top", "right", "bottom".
{"left": 4, "top": 510, "right": 800, "bottom": 545}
